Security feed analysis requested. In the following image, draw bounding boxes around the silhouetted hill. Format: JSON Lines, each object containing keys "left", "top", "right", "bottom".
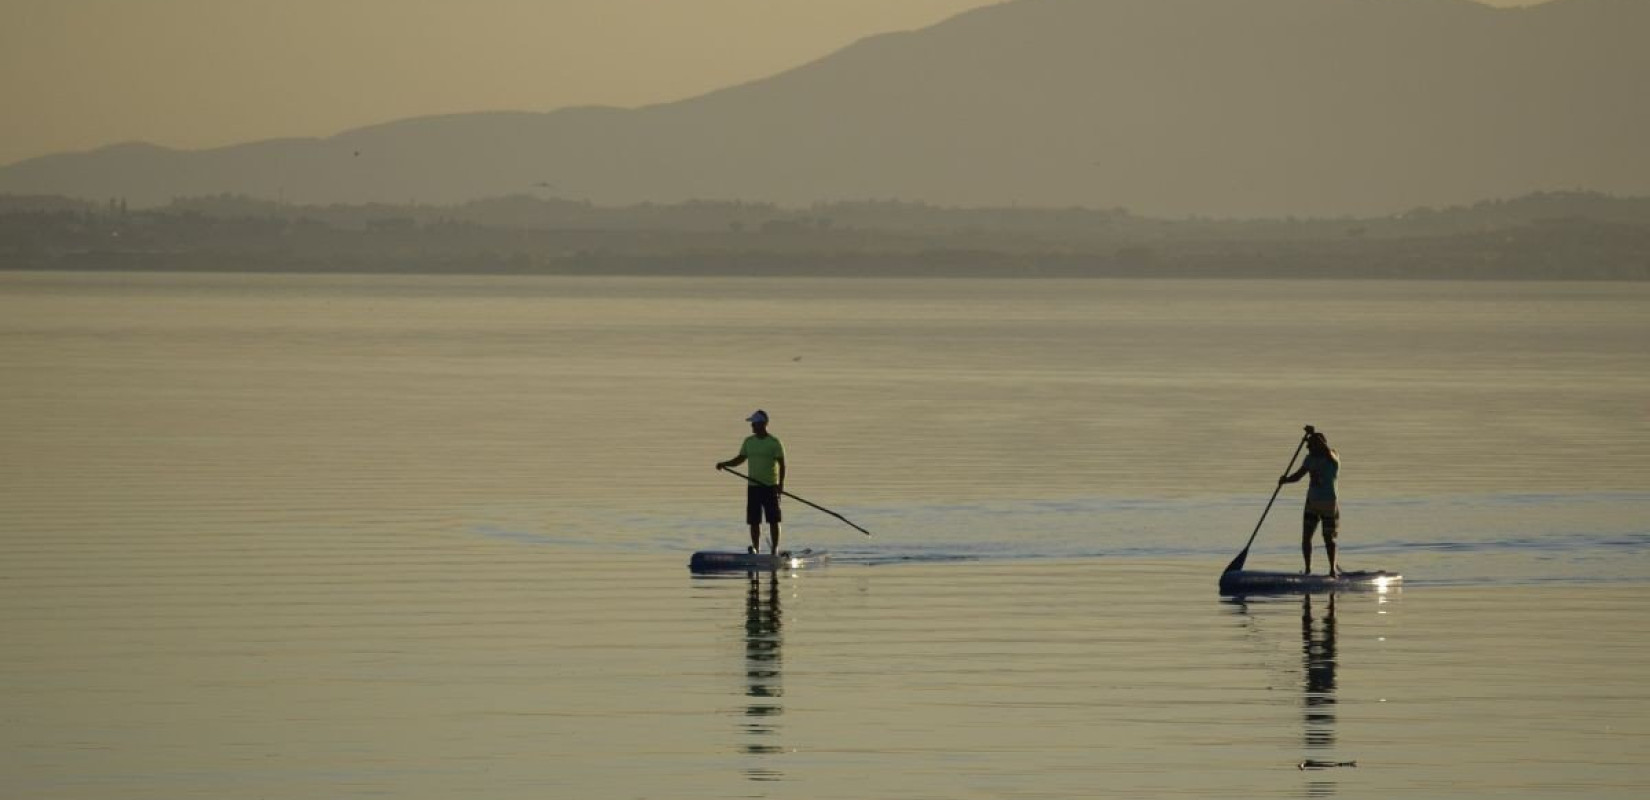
{"left": 2, "top": 0, "right": 1645, "bottom": 217}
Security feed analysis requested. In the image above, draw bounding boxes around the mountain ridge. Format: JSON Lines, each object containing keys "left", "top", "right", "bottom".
{"left": 3, "top": 0, "right": 1646, "bottom": 218}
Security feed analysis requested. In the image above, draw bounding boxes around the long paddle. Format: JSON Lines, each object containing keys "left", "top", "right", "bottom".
{"left": 1223, "top": 425, "right": 1314, "bottom": 574}
{"left": 720, "top": 467, "right": 873, "bottom": 537}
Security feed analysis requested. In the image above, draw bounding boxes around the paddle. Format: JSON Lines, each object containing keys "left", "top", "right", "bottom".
{"left": 720, "top": 467, "right": 873, "bottom": 536}
{"left": 1223, "top": 425, "right": 1314, "bottom": 574}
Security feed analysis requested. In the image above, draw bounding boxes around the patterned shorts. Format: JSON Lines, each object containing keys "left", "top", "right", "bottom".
{"left": 1304, "top": 502, "right": 1339, "bottom": 540}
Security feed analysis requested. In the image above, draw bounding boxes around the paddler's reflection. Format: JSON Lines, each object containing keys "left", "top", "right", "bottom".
{"left": 741, "top": 571, "right": 785, "bottom": 782}
{"left": 1301, "top": 593, "right": 1339, "bottom": 798}
{"left": 1303, "top": 593, "right": 1337, "bottom": 747}
{"left": 1223, "top": 593, "right": 1347, "bottom": 798}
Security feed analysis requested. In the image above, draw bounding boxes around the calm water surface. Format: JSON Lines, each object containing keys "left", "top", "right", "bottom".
{"left": 2, "top": 273, "right": 1647, "bottom": 798}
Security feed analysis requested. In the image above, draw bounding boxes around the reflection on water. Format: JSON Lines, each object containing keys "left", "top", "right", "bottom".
{"left": 1226, "top": 593, "right": 1351, "bottom": 798}
{"left": 1301, "top": 593, "right": 1339, "bottom": 797}
{"left": 4, "top": 275, "right": 1648, "bottom": 799}
{"left": 742, "top": 572, "right": 785, "bottom": 782}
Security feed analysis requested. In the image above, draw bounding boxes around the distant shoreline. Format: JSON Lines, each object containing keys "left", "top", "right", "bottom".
{"left": 6, "top": 255, "right": 1643, "bottom": 280}
{"left": 4, "top": 191, "right": 1647, "bottom": 280}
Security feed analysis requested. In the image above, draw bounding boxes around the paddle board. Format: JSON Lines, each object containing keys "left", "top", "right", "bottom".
{"left": 688, "top": 548, "right": 830, "bottom": 573}
{"left": 1219, "top": 569, "right": 1401, "bottom": 596}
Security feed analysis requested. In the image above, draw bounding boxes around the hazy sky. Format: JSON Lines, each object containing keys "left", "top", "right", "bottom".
{"left": 1, "top": 0, "right": 1550, "bottom": 167}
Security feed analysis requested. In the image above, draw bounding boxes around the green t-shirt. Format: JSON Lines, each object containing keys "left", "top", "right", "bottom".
{"left": 740, "top": 434, "right": 786, "bottom": 486}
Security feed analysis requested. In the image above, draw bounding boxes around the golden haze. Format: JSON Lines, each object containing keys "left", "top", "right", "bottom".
{"left": 2, "top": 0, "right": 1549, "bottom": 167}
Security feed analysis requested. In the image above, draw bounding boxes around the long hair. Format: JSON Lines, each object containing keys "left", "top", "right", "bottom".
{"left": 1308, "top": 432, "right": 1338, "bottom": 461}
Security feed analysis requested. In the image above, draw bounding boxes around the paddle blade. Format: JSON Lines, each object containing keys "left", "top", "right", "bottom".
{"left": 1223, "top": 547, "right": 1249, "bottom": 574}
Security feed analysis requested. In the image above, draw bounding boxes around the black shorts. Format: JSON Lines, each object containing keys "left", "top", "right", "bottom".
{"left": 747, "top": 485, "right": 782, "bottom": 525}
{"left": 1304, "top": 504, "right": 1339, "bottom": 540}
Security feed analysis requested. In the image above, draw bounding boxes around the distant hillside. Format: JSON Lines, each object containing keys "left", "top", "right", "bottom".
{"left": 2, "top": 0, "right": 1646, "bottom": 218}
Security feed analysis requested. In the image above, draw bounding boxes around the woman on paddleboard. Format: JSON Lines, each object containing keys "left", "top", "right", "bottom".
{"left": 1279, "top": 431, "right": 1341, "bottom": 576}
{"left": 716, "top": 409, "right": 787, "bottom": 555}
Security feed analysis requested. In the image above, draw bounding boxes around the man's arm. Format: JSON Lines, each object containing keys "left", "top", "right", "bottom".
{"left": 1279, "top": 464, "right": 1308, "bottom": 484}
{"left": 716, "top": 454, "right": 748, "bottom": 470}
{"left": 776, "top": 457, "right": 786, "bottom": 490}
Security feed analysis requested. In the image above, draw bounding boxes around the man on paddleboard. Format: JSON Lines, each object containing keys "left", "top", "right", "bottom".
{"left": 1279, "top": 430, "right": 1341, "bottom": 576}
{"left": 716, "top": 409, "right": 787, "bottom": 555}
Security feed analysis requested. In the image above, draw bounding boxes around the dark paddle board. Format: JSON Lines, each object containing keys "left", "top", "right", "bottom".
{"left": 689, "top": 548, "right": 830, "bottom": 573}
{"left": 1219, "top": 569, "right": 1401, "bottom": 596}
